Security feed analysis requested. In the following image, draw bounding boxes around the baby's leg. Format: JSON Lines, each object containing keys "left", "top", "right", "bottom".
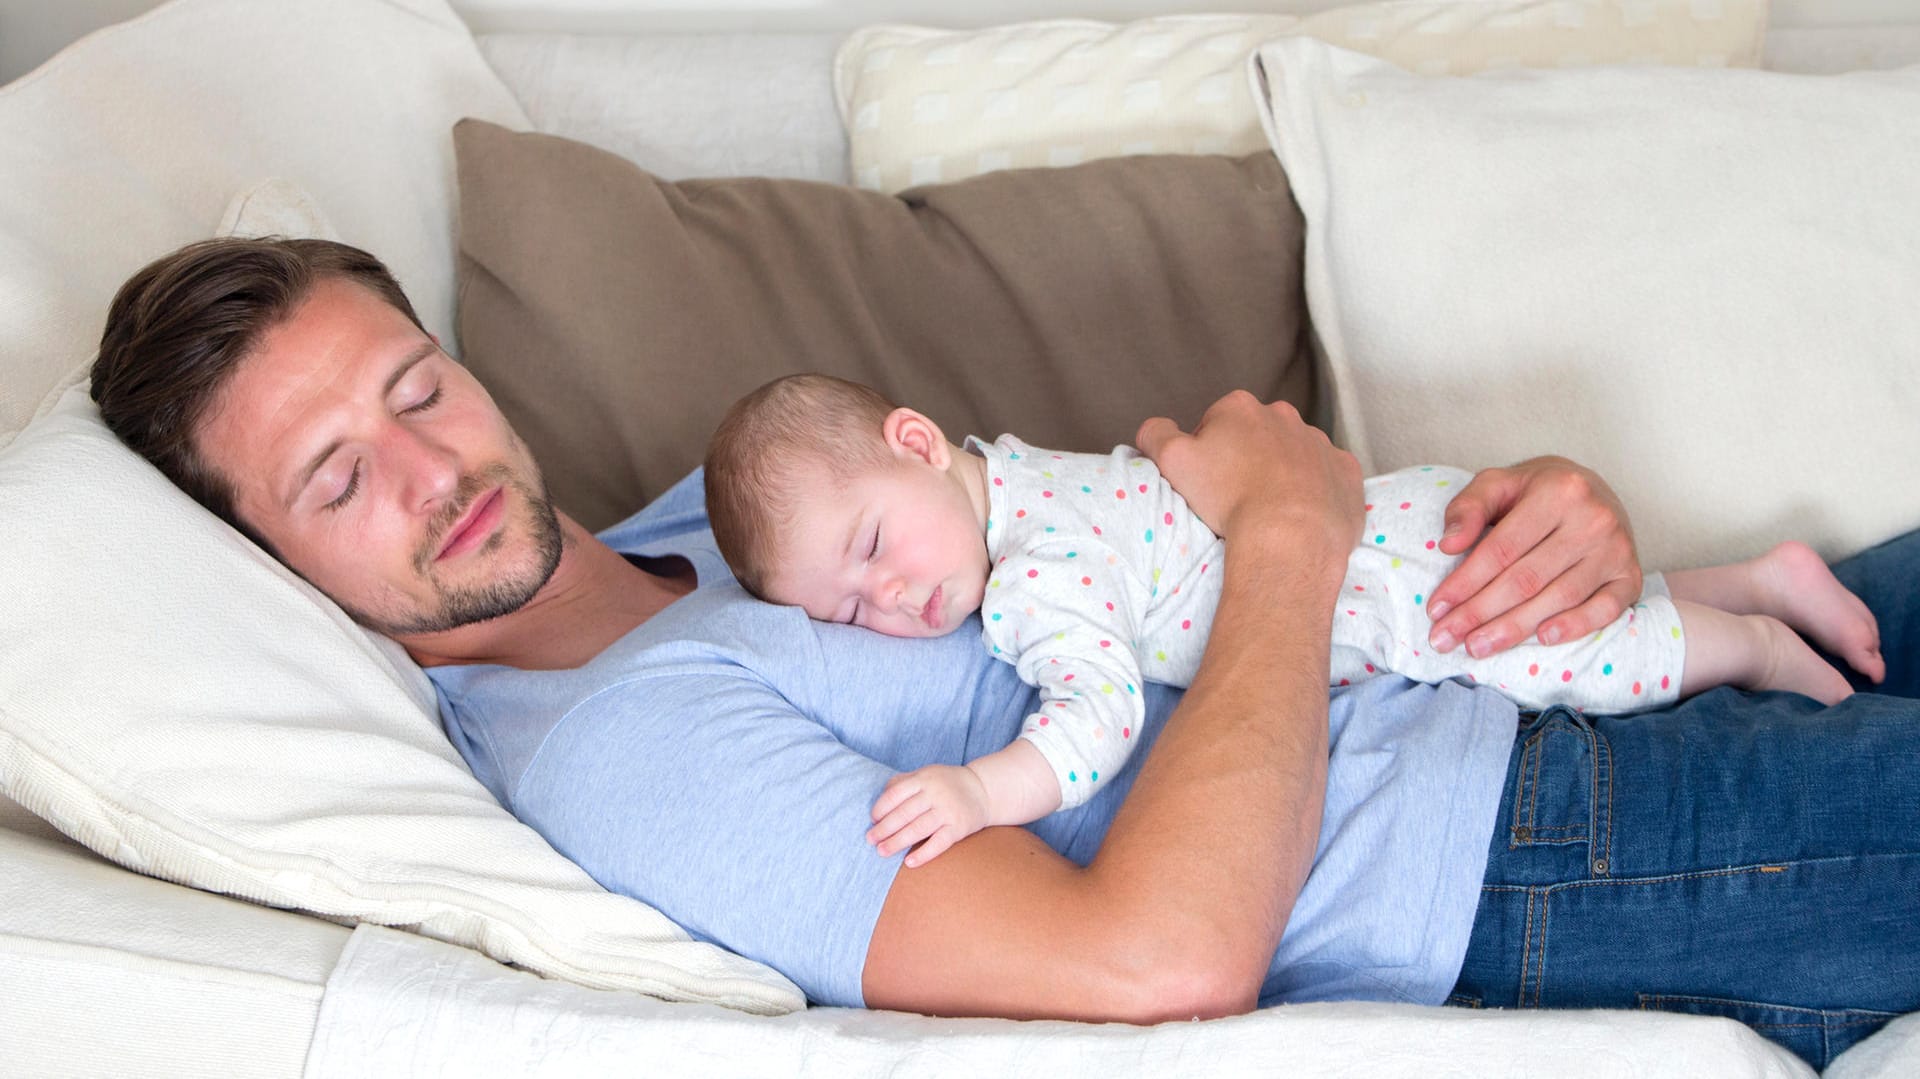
{"left": 1665, "top": 541, "right": 1885, "bottom": 683}
{"left": 1673, "top": 599, "right": 1852, "bottom": 706}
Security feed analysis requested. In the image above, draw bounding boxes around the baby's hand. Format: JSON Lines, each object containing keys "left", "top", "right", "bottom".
{"left": 868, "top": 764, "right": 991, "bottom": 868}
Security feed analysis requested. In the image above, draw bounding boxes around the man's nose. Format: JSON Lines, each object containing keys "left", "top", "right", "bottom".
{"left": 388, "top": 427, "right": 461, "bottom": 513}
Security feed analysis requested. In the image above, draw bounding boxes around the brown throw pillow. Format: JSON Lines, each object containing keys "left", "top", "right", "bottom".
{"left": 453, "top": 118, "right": 1312, "bottom": 531}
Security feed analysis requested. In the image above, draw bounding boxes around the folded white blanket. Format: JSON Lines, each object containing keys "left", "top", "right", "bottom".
{"left": 306, "top": 925, "right": 1825, "bottom": 1078}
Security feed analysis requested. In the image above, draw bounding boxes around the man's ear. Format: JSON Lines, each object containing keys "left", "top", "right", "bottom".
{"left": 881, "top": 407, "right": 951, "bottom": 469}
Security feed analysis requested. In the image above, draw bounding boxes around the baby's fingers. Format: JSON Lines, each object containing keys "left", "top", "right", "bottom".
{"left": 870, "top": 771, "right": 927, "bottom": 822}
{"left": 869, "top": 803, "right": 942, "bottom": 858}
{"left": 903, "top": 828, "right": 959, "bottom": 869}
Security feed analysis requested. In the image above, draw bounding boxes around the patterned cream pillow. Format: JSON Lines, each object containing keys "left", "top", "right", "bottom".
{"left": 835, "top": 0, "right": 1768, "bottom": 193}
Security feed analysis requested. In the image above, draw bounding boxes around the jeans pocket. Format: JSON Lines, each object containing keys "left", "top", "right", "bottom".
{"left": 1510, "top": 706, "right": 1613, "bottom": 874}
{"left": 1637, "top": 992, "right": 1900, "bottom": 1071}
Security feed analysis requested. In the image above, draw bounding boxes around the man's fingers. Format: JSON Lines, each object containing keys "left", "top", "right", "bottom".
{"left": 1459, "top": 563, "right": 1608, "bottom": 657}
{"left": 1433, "top": 527, "right": 1594, "bottom": 653}
{"left": 1438, "top": 497, "right": 1490, "bottom": 558}
{"left": 1426, "top": 512, "right": 1559, "bottom": 642}
{"left": 1134, "top": 415, "right": 1184, "bottom": 460}
{"left": 1437, "top": 469, "right": 1520, "bottom": 557}
{"left": 1534, "top": 584, "right": 1637, "bottom": 650}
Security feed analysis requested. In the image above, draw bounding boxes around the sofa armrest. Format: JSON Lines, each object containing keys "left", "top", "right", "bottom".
{"left": 0, "top": 828, "right": 350, "bottom": 1079}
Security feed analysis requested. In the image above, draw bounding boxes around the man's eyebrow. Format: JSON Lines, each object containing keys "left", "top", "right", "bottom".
{"left": 283, "top": 342, "right": 439, "bottom": 510}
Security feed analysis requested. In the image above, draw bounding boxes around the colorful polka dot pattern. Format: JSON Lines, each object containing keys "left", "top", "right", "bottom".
{"left": 977, "top": 447, "right": 1688, "bottom": 815}
{"left": 973, "top": 434, "right": 1223, "bottom": 812}
{"left": 1328, "top": 465, "right": 1686, "bottom": 717}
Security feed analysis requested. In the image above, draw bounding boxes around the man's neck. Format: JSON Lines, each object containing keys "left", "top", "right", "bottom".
{"left": 400, "top": 513, "right": 694, "bottom": 671}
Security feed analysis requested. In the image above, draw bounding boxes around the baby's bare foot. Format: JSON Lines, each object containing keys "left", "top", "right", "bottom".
{"left": 1752, "top": 614, "right": 1855, "bottom": 706}
{"left": 1748, "top": 542, "right": 1885, "bottom": 684}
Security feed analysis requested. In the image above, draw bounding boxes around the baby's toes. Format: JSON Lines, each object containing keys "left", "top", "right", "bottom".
{"left": 1857, "top": 646, "right": 1887, "bottom": 685}
{"left": 1840, "top": 629, "right": 1886, "bottom": 684}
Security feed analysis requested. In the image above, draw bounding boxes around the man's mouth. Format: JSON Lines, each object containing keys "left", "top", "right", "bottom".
{"left": 436, "top": 487, "right": 504, "bottom": 562}
{"left": 921, "top": 585, "right": 943, "bottom": 630}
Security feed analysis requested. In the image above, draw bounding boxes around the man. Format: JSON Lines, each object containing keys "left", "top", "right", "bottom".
{"left": 92, "top": 238, "right": 1918, "bottom": 1068}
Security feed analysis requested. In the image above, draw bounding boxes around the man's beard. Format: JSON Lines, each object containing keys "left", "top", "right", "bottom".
{"left": 345, "top": 463, "right": 564, "bottom": 637}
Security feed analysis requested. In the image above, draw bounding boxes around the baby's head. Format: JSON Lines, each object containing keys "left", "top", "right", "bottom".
{"left": 705, "top": 374, "right": 990, "bottom": 637}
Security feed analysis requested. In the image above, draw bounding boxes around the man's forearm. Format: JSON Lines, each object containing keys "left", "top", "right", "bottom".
{"left": 862, "top": 393, "right": 1359, "bottom": 1022}
{"left": 1089, "top": 519, "right": 1345, "bottom": 1012}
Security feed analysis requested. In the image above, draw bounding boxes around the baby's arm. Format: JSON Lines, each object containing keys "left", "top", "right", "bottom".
{"left": 868, "top": 545, "right": 1153, "bottom": 867}
{"left": 981, "top": 546, "right": 1154, "bottom": 809}
{"left": 867, "top": 739, "right": 1060, "bottom": 868}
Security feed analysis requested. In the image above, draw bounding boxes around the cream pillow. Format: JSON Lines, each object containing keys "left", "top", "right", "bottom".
{"left": 1254, "top": 37, "right": 1920, "bottom": 570}
{"left": 835, "top": 0, "right": 1768, "bottom": 193}
{"left": 0, "top": 383, "right": 802, "bottom": 1016}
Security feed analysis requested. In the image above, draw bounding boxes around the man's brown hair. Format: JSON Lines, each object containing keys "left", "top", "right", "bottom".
{"left": 90, "top": 237, "right": 425, "bottom": 549}
{"left": 704, "top": 373, "right": 898, "bottom": 598}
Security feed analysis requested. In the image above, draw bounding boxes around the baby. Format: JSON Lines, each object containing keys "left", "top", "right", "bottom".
{"left": 704, "top": 374, "right": 1885, "bottom": 867}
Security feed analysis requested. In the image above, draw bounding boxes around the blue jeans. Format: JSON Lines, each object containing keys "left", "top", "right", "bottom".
{"left": 1448, "top": 529, "right": 1920, "bottom": 1071}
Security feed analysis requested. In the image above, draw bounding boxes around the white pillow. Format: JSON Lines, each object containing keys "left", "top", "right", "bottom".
{"left": 0, "top": 384, "right": 802, "bottom": 1015}
{"left": 1255, "top": 39, "right": 1920, "bottom": 570}
{"left": 835, "top": 0, "right": 1768, "bottom": 194}
{"left": 0, "top": 0, "right": 529, "bottom": 446}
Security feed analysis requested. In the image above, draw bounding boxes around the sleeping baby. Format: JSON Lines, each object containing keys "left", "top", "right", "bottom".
{"left": 704, "top": 374, "right": 1884, "bottom": 866}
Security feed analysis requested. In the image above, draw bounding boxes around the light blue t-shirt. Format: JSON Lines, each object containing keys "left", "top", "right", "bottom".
{"left": 429, "top": 470, "right": 1517, "bottom": 1009}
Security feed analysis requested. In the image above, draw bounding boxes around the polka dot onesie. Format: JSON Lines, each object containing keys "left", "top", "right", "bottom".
{"left": 972, "top": 435, "right": 1685, "bottom": 810}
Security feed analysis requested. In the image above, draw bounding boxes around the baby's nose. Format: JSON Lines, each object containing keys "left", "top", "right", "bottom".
{"left": 871, "top": 576, "right": 906, "bottom": 612}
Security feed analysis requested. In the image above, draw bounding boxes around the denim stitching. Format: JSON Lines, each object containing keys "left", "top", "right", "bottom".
{"left": 1534, "top": 889, "right": 1551, "bottom": 1008}
{"left": 1526, "top": 727, "right": 1542, "bottom": 838}
{"left": 1639, "top": 994, "right": 1900, "bottom": 1024}
{"left": 1519, "top": 886, "right": 1537, "bottom": 1007}
{"left": 1512, "top": 732, "right": 1536, "bottom": 848}
{"left": 1593, "top": 720, "right": 1613, "bottom": 876}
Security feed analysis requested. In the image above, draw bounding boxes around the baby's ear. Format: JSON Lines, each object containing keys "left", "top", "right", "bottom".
{"left": 882, "top": 407, "right": 950, "bottom": 468}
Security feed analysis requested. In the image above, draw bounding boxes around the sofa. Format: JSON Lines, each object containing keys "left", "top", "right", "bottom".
{"left": 4, "top": 0, "right": 1919, "bottom": 1074}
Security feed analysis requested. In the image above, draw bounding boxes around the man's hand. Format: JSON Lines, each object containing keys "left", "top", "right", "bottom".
{"left": 1424, "top": 456, "right": 1641, "bottom": 658}
{"left": 869, "top": 765, "right": 991, "bottom": 868}
{"left": 1137, "top": 391, "right": 1363, "bottom": 561}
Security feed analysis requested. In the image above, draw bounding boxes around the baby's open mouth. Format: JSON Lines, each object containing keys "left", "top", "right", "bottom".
{"left": 921, "top": 586, "right": 943, "bottom": 630}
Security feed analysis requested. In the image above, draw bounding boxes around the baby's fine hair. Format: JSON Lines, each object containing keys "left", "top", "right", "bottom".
{"left": 704, "top": 373, "right": 899, "bottom": 598}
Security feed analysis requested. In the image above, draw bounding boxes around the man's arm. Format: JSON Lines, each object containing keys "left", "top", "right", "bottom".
{"left": 862, "top": 393, "right": 1361, "bottom": 1022}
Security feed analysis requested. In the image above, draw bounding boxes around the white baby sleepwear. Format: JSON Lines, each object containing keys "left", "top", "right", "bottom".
{"left": 972, "top": 436, "right": 1685, "bottom": 810}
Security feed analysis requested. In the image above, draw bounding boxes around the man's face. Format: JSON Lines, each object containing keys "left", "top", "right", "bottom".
{"left": 196, "top": 277, "right": 561, "bottom": 637}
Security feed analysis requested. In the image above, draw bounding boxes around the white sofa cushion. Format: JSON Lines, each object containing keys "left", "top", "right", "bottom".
{"left": 0, "top": 0, "right": 528, "bottom": 446}
{"left": 0, "top": 828, "right": 347, "bottom": 1079}
{"left": 1255, "top": 38, "right": 1920, "bottom": 570}
{"left": 835, "top": 0, "right": 1768, "bottom": 193}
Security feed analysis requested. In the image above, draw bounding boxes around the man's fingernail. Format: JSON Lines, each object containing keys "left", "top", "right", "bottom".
{"left": 1431, "top": 629, "right": 1457, "bottom": 652}
{"left": 1467, "top": 634, "right": 1492, "bottom": 659}
{"left": 1443, "top": 523, "right": 1460, "bottom": 537}
{"left": 1428, "top": 600, "right": 1451, "bottom": 621}
{"left": 1541, "top": 626, "right": 1562, "bottom": 646}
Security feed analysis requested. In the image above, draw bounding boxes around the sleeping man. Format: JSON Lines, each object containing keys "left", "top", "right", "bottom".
{"left": 90, "top": 236, "right": 1920, "bottom": 1070}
